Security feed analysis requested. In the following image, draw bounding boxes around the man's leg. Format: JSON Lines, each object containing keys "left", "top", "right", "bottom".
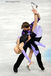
{"left": 36, "top": 53, "right": 45, "bottom": 70}
{"left": 13, "top": 53, "right": 25, "bottom": 72}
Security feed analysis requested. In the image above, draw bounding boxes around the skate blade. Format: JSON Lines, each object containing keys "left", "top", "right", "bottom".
{"left": 26, "top": 65, "right": 31, "bottom": 71}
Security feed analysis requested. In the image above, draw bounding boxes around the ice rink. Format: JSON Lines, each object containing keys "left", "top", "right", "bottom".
{"left": 0, "top": 0, "right": 51, "bottom": 76}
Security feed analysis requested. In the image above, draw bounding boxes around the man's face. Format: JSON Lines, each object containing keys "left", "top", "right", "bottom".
{"left": 23, "top": 27, "right": 30, "bottom": 31}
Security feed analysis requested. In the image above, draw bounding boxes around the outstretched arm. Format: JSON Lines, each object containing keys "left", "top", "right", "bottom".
{"left": 32, "top": 9, "right": 38, "bottom": 32}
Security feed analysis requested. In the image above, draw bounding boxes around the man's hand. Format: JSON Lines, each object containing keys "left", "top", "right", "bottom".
{"left": 28, "top": 35, "right": 31, "bottom": 41}
{"left": 26, "top": 35, "right": 31, "bottom": 42}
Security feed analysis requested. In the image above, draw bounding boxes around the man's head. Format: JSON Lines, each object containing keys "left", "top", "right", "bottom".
{"left": 21, "top": 22, "right": 30, "bottom": 30}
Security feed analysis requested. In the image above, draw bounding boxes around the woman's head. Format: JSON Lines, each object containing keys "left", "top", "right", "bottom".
{"left": 21, "top": 22, "right": 30, "bottom": 30}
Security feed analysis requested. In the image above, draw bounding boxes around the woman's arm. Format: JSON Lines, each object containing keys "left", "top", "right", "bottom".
{"left": 32, "top": 9, "right": 38, "bottom": 32}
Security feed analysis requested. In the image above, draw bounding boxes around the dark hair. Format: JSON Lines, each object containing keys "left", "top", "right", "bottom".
{"left": 21, "top": 22, "right": 30, "bottom": 29}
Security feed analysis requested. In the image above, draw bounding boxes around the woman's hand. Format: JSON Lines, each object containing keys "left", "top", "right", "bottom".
{"left": 32, "top": 8, "right": 37, "bottom": 14}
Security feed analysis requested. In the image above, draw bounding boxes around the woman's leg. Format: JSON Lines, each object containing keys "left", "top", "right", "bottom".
{"left": 28, "top": 49, "right": 33, "bottom": 60}
{"left": 27, "top": 49, "right": 33, "bottom": 70}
